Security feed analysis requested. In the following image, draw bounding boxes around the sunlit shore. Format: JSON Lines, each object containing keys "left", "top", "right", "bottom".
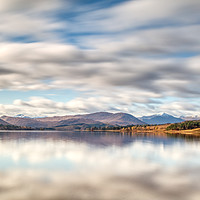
{"left": 91, "top": 124, "right": 200, "bottom": 136}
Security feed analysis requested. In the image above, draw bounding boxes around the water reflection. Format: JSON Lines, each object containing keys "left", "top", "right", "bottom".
{"left": 0, "top": 131, "right": 200, "bottom": 200}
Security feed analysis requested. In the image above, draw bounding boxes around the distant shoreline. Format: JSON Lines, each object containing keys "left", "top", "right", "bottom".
{"left": 115, "top": 127, "right": 200, "bottom": 136}
{"left": 1, "top": 124, "right": 200, "bottom": 136}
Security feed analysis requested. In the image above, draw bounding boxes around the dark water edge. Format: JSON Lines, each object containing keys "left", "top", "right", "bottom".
{"left": 0, "top": 131, "right": 200, "bottom": 200}
{"left": 0, "top": 130, "right": 200, "bottom": 144}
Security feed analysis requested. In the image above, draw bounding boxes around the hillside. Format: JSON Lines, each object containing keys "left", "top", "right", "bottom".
{"left": 1, "top": 116, "right": 49, "bottom": 128}
{"left": 0, "top": 112, "right": 145, "bottom": 129}
{"left": 166, "top": 120, "right": 200, "bottom": 131}
{"left": 81, "top": 112, "right": 146, "bottom": 126}
{"left": 37, "top": 112, "right": 145, "bottom": 126}
{"left": 0, "top": 118, "right": 10, "bottom": 126}
{"left": 111, "top": 120, "right": 200, "bottom": 136}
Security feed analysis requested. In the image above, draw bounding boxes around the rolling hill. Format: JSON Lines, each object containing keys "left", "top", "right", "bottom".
{"left": 0, "top": 119, "right": 10, "bottom": 126}
{"left": 0, "top": 112, "right": 145, "bottom": 129}
{"left": 1, "top": 116, "right": 48, "bottom": 128}
{"left": 81, "top": 112, "right": 146, "bottom": 126}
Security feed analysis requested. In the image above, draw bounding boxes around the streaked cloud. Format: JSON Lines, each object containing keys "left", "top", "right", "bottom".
{"left": 0, "top": 0, "right": 199, "bottom": 116}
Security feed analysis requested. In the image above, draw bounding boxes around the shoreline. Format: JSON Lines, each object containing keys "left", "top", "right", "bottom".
{"left": 91, "top": 126, "right": 200, "bottom": 136}
{"left": 0, "top": 127, "right": 200, "bottom": 136}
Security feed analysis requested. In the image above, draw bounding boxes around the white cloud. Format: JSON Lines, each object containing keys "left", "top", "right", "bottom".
{"left": 70, "top": 0, "right": 200, "bottom": 33}
{"left": 0, "top": 40, "right": 199, "bottom": 116}
{"left": 0, "top": 42, "right": 199, "bottom": 92}
{"left": 0, "top": 93, "right": 198, "bottom": 117}
{"left": 0, "top": 0, "right": 62, "bottom": 12}
{"left": 0, "top": 0, "right": 66, "bottom": 42}
{"left": 0, "top": 0, "right": 199, "bottom": 116}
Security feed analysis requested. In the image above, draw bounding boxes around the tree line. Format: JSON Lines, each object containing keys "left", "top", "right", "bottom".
{"left": 0, "top": 124, "right": 33, "bottom": 130}
{"left": 166, "top": 121, "right": 200, "bottom": 130}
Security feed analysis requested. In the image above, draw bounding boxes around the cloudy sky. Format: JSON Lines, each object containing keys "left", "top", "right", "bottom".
{"left": 0, "top": 0, "right": 200, "bottom": 117}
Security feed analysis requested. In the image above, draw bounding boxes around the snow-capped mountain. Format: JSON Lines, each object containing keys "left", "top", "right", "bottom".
{"left": 140, "top": 113, "right": 184, "bottom": 125}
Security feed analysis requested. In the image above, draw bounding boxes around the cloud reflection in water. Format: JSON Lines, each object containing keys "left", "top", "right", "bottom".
{"left": 0, "top": 131, "right": 200, "bottom": 200}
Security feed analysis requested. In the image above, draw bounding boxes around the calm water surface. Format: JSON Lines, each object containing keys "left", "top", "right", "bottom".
{"left": 0, "top": 131, "right": 200, "bottom": 200}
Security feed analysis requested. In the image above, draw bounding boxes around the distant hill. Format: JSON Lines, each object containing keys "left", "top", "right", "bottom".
{"left": 1, "top": 116, "right": 48, "bottom": 128}
{"left": 166, "top": 120, "right": 200, "bottom": 131}
{"left": 0, "top": 118, "right": 34, "bottom": 130}
{"left": 0, "top": 112, "right": 145, "bottom": 129}
{"left": 0, "top": 115, "right": 109, "bottom": 129}
{"left": 81, "top": 112, "right": 145, "bottom": 126}
{"left": 140, "top": 113, "right": 184, "bottom": 125}
{"left": 0, "top": 118, "right": 10, "bottom": 125}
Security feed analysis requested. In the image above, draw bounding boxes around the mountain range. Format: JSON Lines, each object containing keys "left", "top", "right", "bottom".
{"left": 0, "top": 112, "right": 187, "bottom": 129}
{"left": 80, "top": 112, "right": 145, "bottom": 126}
{"left": 0, "top": 112, "right": 145, "bottom": 129}
{"left": 140, "top": 113, "right": 184, "bottom": 125}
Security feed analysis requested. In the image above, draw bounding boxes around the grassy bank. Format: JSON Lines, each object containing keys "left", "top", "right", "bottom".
{"left": 91, "top": 121, "right": 200, "bottom": 136}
